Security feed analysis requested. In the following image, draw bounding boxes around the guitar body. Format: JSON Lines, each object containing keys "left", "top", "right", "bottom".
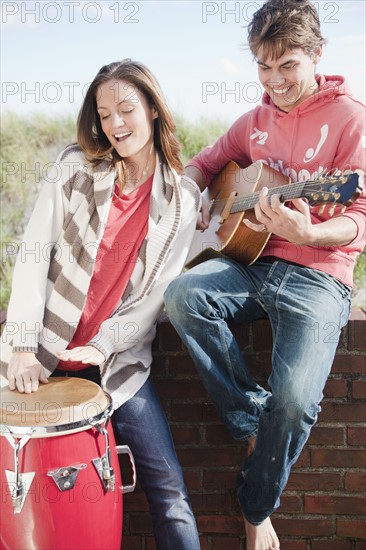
{"left": 186, "top": 161, "right": 289, "bottom": 267}
{"left": 185, "top": 160, "right": 361, "bottom": 269}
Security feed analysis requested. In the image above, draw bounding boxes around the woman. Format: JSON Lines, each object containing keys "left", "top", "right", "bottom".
{"left": 1, "top": 59, "right": 200, "bottom": 549}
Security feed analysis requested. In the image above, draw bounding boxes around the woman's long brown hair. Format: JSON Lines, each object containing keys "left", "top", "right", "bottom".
{"left": 77, "top": 59, "right": 184, "bottom": 189}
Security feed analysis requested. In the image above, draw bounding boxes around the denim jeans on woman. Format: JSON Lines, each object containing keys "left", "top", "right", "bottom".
{"left": 51, "top": 370, "right": 199, "bottom": 549}
{"left": 164, "top": 257, "right": 351, "bottom": 525}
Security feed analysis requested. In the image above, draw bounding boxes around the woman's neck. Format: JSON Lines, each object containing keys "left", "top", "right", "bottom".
{"left": 124, "top": 144, "right": 156, "bottom": 194}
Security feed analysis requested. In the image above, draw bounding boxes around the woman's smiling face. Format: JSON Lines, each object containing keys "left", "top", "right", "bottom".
{"left": 96, "top": 78, "right": 157, "bottom": 164}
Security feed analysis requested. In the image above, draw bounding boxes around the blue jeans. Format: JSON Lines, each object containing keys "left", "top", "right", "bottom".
{"left": 52, "top": 371, "right": 199, "bottom": 549}
{"left": 164, "top": 257, "right": 351, "bottom": 525}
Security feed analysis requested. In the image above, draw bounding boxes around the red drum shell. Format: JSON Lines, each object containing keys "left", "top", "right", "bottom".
{"left": 0, "top": 379, "right": 122, "bottom": 550}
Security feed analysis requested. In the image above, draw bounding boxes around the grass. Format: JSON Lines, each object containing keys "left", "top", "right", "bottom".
{"left": 1, "top": 112, "right": 76, "bottom": 308}
{"left": 1, "top": 111, "right": 364, "bottom": 310}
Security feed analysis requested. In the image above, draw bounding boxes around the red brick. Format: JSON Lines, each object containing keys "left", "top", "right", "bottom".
{"left": 347, "top": 313, "right": 366, "bottom": 351}
{"left": 274, "top": 518, "right": 334, "bottom": 537}
{"left": 345, "top": 472, "right": 366, "bottom": 492}
{"left": 246, "top": 353, "right": 272, "bottom": 380}
{"left": 151, "top": 336, "right": 159, "bottom": 355}
{"left": 305, "top": 495, "right": 366, "bottom": 515}
{"left": 171, "top": 402, "right": 219, "bottom": 423}
{"left": 278, "top": 540, "right": 307, "bottom": 550}
{"left": 151, "top": 358, "right": 166, "bottom": 376}
{"left": 166, "top": 355, "right": 197, "bottom": 376}
{"left": 252, "top": 319, "right": 273, "bottom": 351}
{"left": 191, "top": 491, "right": 238, "bottom": 512}
{"left": 198, "top": 536, "right": 210, "bottom": 550}
{"left": 211, "top": 535, "right": 241, "bottom": 549}
{"left": 183, "top": 470, "right": 201, "bottom": 491}
{"left": 286, "top": 472, "right": 341, "bottom": 492}
{"left": 122, "top": 314, "right": 366, "bottom": 549}
{"left": 350, "top": 308, "right": 366, "bottom": 321}
{"left": 146, "top": 536, "right": 157, "bottom": 550}
{"left": 352, "top": 380, "right": 366, "bottom": 399}
{"left": 292, "top": 448, "right": 310, "bottom": 468}
{"left": 203, "top": 470, "right": 237, "bottom": 491}
{"left": 324, "top": 378, "right": 348, "bottom": 398}
{"left": 121, "top": 536, "right": 143, "bottom": 550}
{"left": 231, "top": 322, "right": 251, "bottom": 348}
{"left": 205, "top": 424, "right": 239, "bottom": 445}
{"left": 347, "top": 426, "right": 366, "bottom": 446}
{"left": 308, "top": 426, "right": 344, "bottom": 445}
{"left": 332, "top": 355, "right": 366, "bottom": 374}
{"left": 155, "top": 378, "right": 207, "bottom": 399}
{"left": 312, "top": 540, "right": 352, "bottom": 550}
{"left": 156, "top": 320, "right": 184, "bottom": 351}
{"left": 338, "top": 326, "right": 348, "bottom": 350}
{"left": 197, "top": 514, "right": 244, "bottom": 535}
{"left": 171, "top": 425, "right": 202, "bottom": 445}
{"left": 319, "top": 402, "right": 366, "bottom": 423}
{"left": 123, "top": 490, "right": 149, "bottom": 512}
{"left": 129, "top": 513, "right": 153, "bottom": 533}
{"left": 177, "top": 447, "right": 245, "bottom": 468}
{"left": 311, "top": 448, "right": 366, "bottom": 468}
{"left": 280, "top": 494, "right": 302, "bottom": 512}
{"left": 337, "top": 519, "right": 366, "bottom": 539}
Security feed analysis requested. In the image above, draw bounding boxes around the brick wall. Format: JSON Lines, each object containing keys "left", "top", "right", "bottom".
{"left": 120, "top": 308, "right": 366, "bottom": 550}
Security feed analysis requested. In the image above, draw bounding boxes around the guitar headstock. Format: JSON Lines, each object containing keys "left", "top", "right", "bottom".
{"left": 303, "top": 173, "right": 363, "bottom": 208}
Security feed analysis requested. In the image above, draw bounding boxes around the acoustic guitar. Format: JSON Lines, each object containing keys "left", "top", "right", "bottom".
{"left": 185, "top": 160, "right": 362, "bottom": 268}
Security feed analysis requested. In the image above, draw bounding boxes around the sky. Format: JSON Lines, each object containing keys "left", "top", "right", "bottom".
{"left": 1, "top": 0, "right": 365, "bottom": 124}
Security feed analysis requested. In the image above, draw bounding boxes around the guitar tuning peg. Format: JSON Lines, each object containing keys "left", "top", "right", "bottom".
{"left": 328, "top": 204, "right": 336, "bottom": 217}
{"left": 318, "top": 205, "right": 326, "bottom": 215}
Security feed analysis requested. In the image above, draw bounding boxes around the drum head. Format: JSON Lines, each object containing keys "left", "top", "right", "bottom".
{"left": 0, "top": 378, "right": 111, "bottom": 436}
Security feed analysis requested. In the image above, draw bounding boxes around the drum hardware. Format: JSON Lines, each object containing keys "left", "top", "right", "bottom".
{"left": 47, "top": 463, "right": 87, "bottom": 491}
{"left": 2, "top": 427, "right": 35, "bottom": 514}
{"left": 116, "top": 445, "right": 136, "bottom": 494}
{"left": 89, "top": 411, "right": 115, "bottom": 492}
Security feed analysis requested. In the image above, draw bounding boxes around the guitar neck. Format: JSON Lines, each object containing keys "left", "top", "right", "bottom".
{"left": 231, "top": 182, "right": 306, "bottom": 213}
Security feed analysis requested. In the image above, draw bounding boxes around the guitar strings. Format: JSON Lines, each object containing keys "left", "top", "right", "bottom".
{"left": 210, "top": 181, "right": 341, "bottom": 211}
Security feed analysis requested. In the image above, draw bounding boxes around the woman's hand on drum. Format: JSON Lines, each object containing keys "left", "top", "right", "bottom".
{"left": 56, "top": 345, "right": 105, "bottom": 365}
{"left": 7, "top": 352, "right": 48, "bottom": 393}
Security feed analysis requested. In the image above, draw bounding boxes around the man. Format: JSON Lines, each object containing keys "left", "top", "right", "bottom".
{"left": 164, "top": 1, "right": 365, "bottom": 549}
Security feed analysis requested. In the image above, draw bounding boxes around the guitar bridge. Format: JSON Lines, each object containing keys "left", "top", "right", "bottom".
{"left": 219, "top": 192, "right": 237, "bottom": 224}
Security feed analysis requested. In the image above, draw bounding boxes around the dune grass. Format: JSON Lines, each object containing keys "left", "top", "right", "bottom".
{"left": 1, "top": 111, "right": 364, "bottom": 309}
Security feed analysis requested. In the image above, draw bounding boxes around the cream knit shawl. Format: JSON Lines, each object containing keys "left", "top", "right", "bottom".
{"left": 1, "top": 145, "right": 200, "bottom": 403}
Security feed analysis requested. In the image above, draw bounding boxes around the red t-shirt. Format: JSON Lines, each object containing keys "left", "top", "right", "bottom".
{"left": 57, "top": 175, "right": 153, "bottom": 371}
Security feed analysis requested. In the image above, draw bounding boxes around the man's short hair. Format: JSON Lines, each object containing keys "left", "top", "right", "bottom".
{"left": 248, "top": 0, "right": 327, "bottom": 60}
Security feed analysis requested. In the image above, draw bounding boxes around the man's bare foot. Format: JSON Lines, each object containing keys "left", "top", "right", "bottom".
{"left": 244, "top": 516, "right": 280, "bottom": 550}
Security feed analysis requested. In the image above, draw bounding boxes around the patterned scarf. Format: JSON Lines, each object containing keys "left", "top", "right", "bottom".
{"left": 1, "top": 145, "right": 185, "bottom": 380}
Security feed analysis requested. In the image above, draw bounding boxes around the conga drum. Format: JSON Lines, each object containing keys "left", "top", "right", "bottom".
{"left": 0, "top": 378, "right": 135, "bottom": 550}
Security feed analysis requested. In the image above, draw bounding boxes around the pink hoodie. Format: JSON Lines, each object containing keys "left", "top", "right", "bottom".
{"left": 188, "top": 75, "right": 366, "bottom": 287}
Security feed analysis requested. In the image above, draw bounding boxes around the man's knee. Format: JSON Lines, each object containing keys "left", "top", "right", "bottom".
{"left": 164, "top": 277, "right": 187, "bottom": 318}
{"left": 271, "top": 392, "right": 321, "bottom": 428}
{"left": 164, "top": 274, "right": 200, "bottom": 318}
